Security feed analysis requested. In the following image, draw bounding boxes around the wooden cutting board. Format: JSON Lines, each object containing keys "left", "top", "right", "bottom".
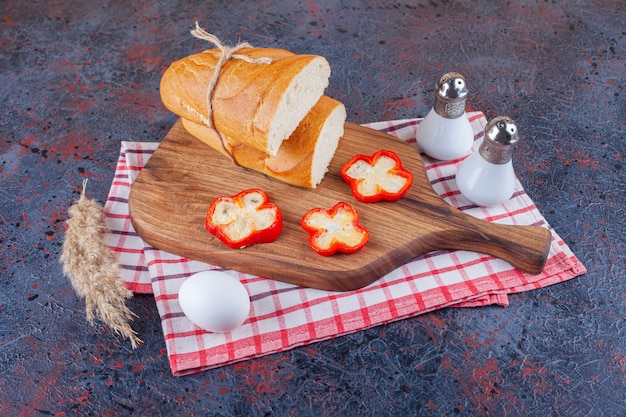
{"left": 128, "top": 119, "right": 551, "bottom": 291}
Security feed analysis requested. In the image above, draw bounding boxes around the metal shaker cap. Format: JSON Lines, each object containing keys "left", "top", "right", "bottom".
{"left": 433, "top": 72, "right": 468, "bottom": 119}
{"left": 479, "top": 116, "right": 520, "bottom": 164}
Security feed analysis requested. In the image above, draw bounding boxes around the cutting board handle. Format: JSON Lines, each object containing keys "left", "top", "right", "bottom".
{"left": 400, "top": 197, "right": 552, "bottom": 275}
{"left": 445, "top": 216, "right": 551, "bottom": 275}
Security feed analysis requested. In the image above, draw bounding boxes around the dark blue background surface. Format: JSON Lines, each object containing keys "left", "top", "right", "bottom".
{"left": 1, "top": 1, "right": 624, "bottom": 415}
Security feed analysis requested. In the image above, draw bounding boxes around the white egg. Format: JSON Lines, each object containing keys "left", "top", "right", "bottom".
{"left": 178, "top": 271, "right": 250, "bottom": 333}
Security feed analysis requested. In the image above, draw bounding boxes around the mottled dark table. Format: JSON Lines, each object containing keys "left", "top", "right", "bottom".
{"left": 1, "top": 1, "right": 624, "bottom": 416}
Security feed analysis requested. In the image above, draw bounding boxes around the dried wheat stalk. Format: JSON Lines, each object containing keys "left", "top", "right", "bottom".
{"left": 60, "top": 179, "right": 142, "bottom": 348}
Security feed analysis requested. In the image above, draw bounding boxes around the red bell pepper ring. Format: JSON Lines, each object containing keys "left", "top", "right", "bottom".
{"left": 205, "top": 188, "right": 282, "bottom": 249}
{"left": 300, "top": 202, "right": 369, "bottom": 256}
{"left": 340, "top": 149, "right": 413, "bottom": 203}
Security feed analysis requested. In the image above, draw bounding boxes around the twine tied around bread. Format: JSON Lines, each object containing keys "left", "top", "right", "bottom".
{"left": 190, "top": 22, "right": 273, "bottom": 163}
{"left": 191, "top": 22, "right": 272, "bottom": 129}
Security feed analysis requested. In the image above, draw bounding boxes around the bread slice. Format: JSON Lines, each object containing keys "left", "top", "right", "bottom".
{"left": 160, "top": 47, "right": 331, "bottom": 156}
{"left": 180, "top": 96, "right": 346, "bottom": 188}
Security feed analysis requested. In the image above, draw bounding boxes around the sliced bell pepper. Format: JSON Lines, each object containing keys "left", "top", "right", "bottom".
{"left": 300, "top": 202, "right": 369, "bottom": 256}
{"left": 205, "top": 188, "right": 282, "bottom": 249}
{"left": 340, "top": 149, "right": 413, "bottom": 203}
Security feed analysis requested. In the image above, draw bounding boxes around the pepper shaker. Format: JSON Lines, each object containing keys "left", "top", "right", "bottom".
{"left": 456, "top": 116, "right": 520, "bottom": 206}
{"left": 415, "top": 72, "right": 474, "bottom": 161}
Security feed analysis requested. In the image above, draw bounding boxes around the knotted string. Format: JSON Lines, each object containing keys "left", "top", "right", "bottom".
{"left": 189, "top": 22, "right": 272, "bottom": 164}
{"left": 190, "top": 22, "right": 272, "bottom": 130}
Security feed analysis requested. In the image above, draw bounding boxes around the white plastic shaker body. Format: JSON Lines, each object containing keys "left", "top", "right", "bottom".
{"left": 456, "top": 149, "right": 516, "bottom": 206}
{"left": 456, "top": 116, "right": 520, "bottom": 206}
{"left": 416, "top": 107, "right": 474, "bottom": 161}
{"left": 416, "top": 72, "right": 474, "bottom": 161}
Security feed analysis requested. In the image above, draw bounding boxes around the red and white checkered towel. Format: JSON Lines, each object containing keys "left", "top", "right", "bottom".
{"left": 104, "top": 112, "right": 586, "bottom": 376}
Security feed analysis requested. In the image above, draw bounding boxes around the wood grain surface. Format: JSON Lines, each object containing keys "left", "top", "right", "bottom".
{"left": 128, "top": 119, "right": 551, "bottom": 291}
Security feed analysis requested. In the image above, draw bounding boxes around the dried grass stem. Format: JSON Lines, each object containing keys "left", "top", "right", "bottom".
{"left": 60, "top": 179, "right": 142, "bottom": 348}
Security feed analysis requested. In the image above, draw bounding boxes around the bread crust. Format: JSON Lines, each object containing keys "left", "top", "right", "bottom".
{"left": 160, "top": 48, "right": 330, "bottom": 155}
{"left": 180, "top": 96, "right": 345, "bottom": 188}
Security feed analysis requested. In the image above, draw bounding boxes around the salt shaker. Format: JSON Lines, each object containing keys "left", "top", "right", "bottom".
{"left": 456, "top": 116, "right": 520, "bottom": 206}
{"left": 415, "top": 72, "right": 474, "bottom": 161}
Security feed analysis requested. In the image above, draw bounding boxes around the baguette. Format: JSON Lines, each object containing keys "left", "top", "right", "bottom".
{"left": 180, "top": 96, "right": 346, "bottom": 188}
{"left": 160, "top": 47, "right": 331, "bottom": 156}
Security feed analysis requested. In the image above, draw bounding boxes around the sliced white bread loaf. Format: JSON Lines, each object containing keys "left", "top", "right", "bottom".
{"left": 160, "top": 47, "right": 331, "bottom": 156}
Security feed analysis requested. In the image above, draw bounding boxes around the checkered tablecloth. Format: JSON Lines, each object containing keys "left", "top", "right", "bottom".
{"left": 104, "top": 112, "right": 586, "bottom": 376}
